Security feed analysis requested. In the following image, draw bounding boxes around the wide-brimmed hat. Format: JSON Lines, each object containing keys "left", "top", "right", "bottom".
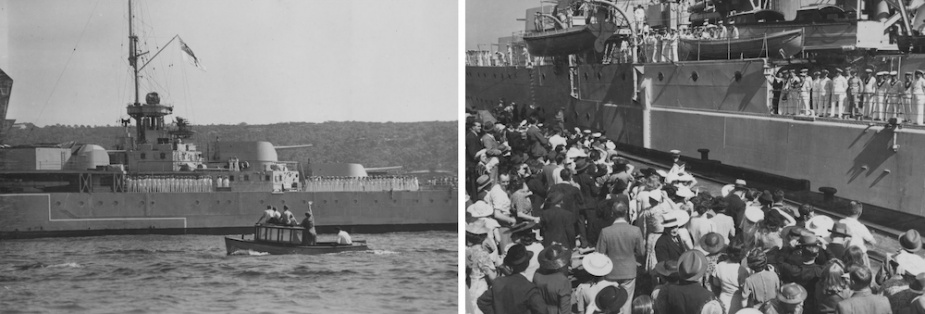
{"left": 582, "top": 252, "right": 613, "bottom": 276}
{"left": 676, "top": 186, "right": 695, "bottom": 199}
{"left": 806, "top": 215, "right": 834, "bottom": 238}
{"left": 504, "top": 244, "right": 533, "bottom": 268}
{"left": 700, "top": 232, "right": 727, "bottom": 254}
{"left": 777, "top": 283, "right": 808, "bottom": 304}
{"left": 653, "top": 259, "right": 679, "bottom": 277}
{"left": 829, "top": 223, "right": 851, "bottom": 238}
{"left": 466, "top": 201, "right": 492, "bottom": 218}
{"left": 476, "top": 175, "right": 492, "bottom": 191}
{"left": 662, "top": 210, "right": 691, "bottom": 228}
{"left": 594, "top": 286, "right": 628, "bottom": 313}
{"left": 538, "top": 244, "right": 572, "bottom": 270}
{"left": 678, "top": 250, "right": 708, "bottom": 282}
{"left": 900, "top": 229, "right": 923, "bottom": 252}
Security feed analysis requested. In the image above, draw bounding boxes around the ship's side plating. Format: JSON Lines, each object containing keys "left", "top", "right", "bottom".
{"left": 1, "top": 189, "right": 457, "bottom": 238}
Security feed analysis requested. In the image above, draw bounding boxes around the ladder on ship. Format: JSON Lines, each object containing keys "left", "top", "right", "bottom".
{"left": 568, "top": 55, "right": 579, "bottom": 99}
{"left": 528, "top": 67, "right": 538, "bottom": 106}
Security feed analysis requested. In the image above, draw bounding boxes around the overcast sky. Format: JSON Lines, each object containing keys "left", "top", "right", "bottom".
{"left": 465, "top": 0, "right": 538, "bottom": 51}
{"left": 0, "top": 0, "right": 457, "bottom": 126}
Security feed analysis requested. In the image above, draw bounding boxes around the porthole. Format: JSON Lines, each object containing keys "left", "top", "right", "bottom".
{"left": 216, "top": 200, "right": 221, "bottom": 204}
{"left": 334, "top": 200, "right": 339, "bottom": 203}
{"left": 691, "top": 71, "right": 699, "bottom": 82}
{"left": 734, "top": 71, "right": 743, "bottom": 82}
{"left": 195, "top": 200, "right": 200, "bottom": 205}
{"left": 259, "top": 200, "right": 264, "bottom": 204}
{"left": 56, "top": 201, "right": 61, "bottom": 206}
{"left": 658, "top": 72, "right": 664, "bottom": 81}
{"left": 98, "top": 201, "right": 104, "bottom": 206}
{"left": 281, "top": 200, "right": 285, "bottom": 204}
{"left": 323, "top": 200, "right": 328, "bottom": 204}
{"left": 302, "top": 200, "right": 308, "bottom": 204}
{"left": 79, "top": 201, "right": 85, "bottom": 206}
{"left": 226, "top": 200, "right": 232, "bottom": 204}
{"left": 374, "top": 200, "right": 379, "bottom": 203}
{"left": 150, "top": 201, "right": 155, "bottom": 205}
{"left": 429, "top": 199, "right": 434, "bottom": 203}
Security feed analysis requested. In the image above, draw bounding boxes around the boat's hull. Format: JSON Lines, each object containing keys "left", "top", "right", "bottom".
{"left": 465, "top": 55, "right": 925, "bottom": 223}
{"left": 523, "top": 23, "right": 618, "bottom": 56}
{"left": 678, "top": 29, "right": 803, "bottom": 61}
{"left": 0, "top": 189, "right": 457, "bottom": 239}
{"left": 224, "top": 237, "right": 368, "bottom": 255}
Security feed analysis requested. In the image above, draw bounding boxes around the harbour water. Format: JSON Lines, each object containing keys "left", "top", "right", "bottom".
{"left": 0, "top": 231, "right": 457, "bottom": 313}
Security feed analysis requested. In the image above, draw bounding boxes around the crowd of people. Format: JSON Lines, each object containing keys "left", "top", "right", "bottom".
{"left": 303, "top": 176, "right": 421, "bottom": 192}
{"left": 465, "top": 110, "right": 925, "bottom": 314}
{"left": 768, "top": 67, "right": 925, "bottom": 124}
{"left": 124, "top": 175, "right": 214, "bottom": 193}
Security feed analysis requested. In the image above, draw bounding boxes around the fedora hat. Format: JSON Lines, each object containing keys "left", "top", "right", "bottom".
{"left": 678, "top": 250, "right": 708, "bottom": 282}
{"left": 662, "top": 210, "right": 690, "bottom": 228}
{"left": 806, "top": 215, "right": 834, "bottom": 238}
{"left": 594, "top": 286, "right": 628, "bottom": 313}
{"left": 504, "top": 244, "right": 533, "bottom": 268}
{"left": 653, "top": 259, "right": 679, "bottom": 277}
{"left": 476, "top": 175, "right": 492, "bottom": 191}
{"left": 900, "top": 229, "right": 923, "bottom": 252}
{"left": 582, "top": 252, "right": 613, "bottom": 276}
{"left": 700, "top": 232, "right": 727, "bottom": 254}
{"left": 507, "top": 221, "right": 538, "bottom": 234}
{"left": 466, "top": 201, "right": 492, "bottom": 218}
{"left": 538, "top": 244, "right": 572, "bottom": 270}
{"left": 829, "top": 222, "right": 850, "bottom": 238}
{"left": 777, "top": 283, "right": 808, "bottom": 304}
{"left": 734, "top": 179, "right": 748, "bottom": 189}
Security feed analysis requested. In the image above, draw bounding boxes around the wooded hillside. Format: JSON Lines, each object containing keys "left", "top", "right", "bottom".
{"left": 3, "top": 121, "right": 458, "bottom": 173}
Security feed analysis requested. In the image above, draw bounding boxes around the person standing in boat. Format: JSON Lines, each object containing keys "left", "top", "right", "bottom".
{"left": 301, "top": 202, "right": 317, "bottom": 245}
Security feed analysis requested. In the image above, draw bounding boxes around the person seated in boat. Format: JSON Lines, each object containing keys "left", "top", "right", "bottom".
{"left": 256, "top": 205, "right": 275, "bottom": 225}
{"left": 279, "top": 205, "right": 296, "bottom": 226}
{"left": 267, "top": 207, "right": 281, "bottom": 225}
{"left": 301, "top": 210, "right": 317, "bottom": 245}
{"left": 336, "top": 227, "right": 352, "bottom": 245}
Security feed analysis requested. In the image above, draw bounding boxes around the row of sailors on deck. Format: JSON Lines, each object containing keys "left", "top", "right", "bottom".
{"left": 125, "top": 176, "right": 214, "bottom": 193}
{"left": 303, "top": 176, "right": 421, "bottom": 192}
{"left": 771, "top": 67, "right": 925, "bottom": 125}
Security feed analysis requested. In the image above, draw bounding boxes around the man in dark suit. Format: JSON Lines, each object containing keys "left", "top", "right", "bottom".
{"left": 465, "top": 119, "right": 484, "bottom": 196}
{"left": 525, "top": 117, "right": 549, "bottom": 159}
{"left": 477, "top": 244, "right": 548, "bottom": 314}
{"left": 596, "top": 202, "right": 644, "bottom": 314}
{"left": 536, "top": 191, "right": 579, "bottom": 250}
{"left": 724, "top": 179, "right": 748, "bottom": 230}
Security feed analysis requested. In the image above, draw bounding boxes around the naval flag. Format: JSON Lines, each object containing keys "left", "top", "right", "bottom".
{"left": 179, "top": 38, "right": 206, "bottom": 71}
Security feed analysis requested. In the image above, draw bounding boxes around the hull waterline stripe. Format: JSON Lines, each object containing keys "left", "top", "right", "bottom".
{"left": 1, "top": 194, "right": 188, "bottom": 228}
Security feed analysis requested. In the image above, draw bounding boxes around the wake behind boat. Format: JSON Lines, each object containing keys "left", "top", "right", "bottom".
{"left": 225, "top": 225, "right": 368, "bottom": 255}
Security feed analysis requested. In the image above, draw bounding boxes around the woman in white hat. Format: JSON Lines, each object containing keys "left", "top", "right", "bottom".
{"left": 575, "top": 252, "right": 620, "bottom": 314}
{"left": 467, "top": 200, "right": 502, "bottom": 259}
{"left": 639, "top": 189, "right": 675, "bottom": 272}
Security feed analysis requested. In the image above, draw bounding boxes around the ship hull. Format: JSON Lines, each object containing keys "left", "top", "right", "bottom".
{"left": 224, "top": 237, "right": 368, "bottom": 255}
{"left": 466, "top": 56, "right": 925, "bottom": 221}
{"left": 0, "top": 189, "right": 457, "bottom": 239}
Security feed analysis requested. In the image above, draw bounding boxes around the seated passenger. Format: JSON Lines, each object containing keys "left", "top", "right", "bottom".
{"left": 279, "top": 205, "right": 296, "bottom": 226}
{"left": 256, "top": 205, "right": 274, "bottom": 225}
{"left": 336, "top": 227, "right": 352, "bottom": 245}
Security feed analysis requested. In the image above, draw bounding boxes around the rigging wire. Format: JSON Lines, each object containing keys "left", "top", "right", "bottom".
{"left": 33, "top": 0, "right": 101, "bottom": 128}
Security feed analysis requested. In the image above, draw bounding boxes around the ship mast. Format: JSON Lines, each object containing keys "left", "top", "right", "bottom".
{"left": 128, "top": 0, "right": 139, "bottom": 106}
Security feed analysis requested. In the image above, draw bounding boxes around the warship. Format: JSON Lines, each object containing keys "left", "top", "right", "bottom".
{"left": 0, "top": 1, "right": 457, "bottom": 239}
{"left": 467, "top": 0, "right": 925, "bottom": 228}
